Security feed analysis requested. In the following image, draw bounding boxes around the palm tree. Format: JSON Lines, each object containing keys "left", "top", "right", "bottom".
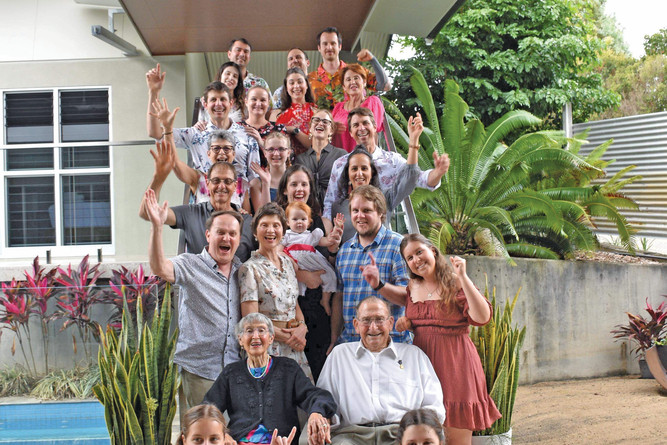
{"left": 383, "top": 67, "right": 639, "bottom": 261}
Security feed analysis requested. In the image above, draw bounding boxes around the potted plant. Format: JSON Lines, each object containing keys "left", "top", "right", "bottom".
{"left": 93, "top": 285, "right": 179, "bottom": 444}
{"left": 470, "top": 286, "right": 526, "bottom": 444}
{"left": 611, "top": 297, "right": 667, "bottom": 378}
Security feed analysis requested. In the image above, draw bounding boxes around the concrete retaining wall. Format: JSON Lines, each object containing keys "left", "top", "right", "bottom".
{"left": 465, "top": 257, "right": 667, "bottom": 383}
{"left": 2, "top": 257, "right": 666, "bottom": 384}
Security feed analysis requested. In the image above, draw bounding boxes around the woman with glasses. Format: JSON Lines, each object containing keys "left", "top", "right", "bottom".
{"left": 204, "top": 312, "right": 336, "bottom": 444}
{"left": 295, "top": 109, "right": 347, "bottom": 208}
{"left": 271, "top": 67, "right": 316, "bottom": 157}
{"left": 260, "top": 131, "right": 292, "bottom": 202}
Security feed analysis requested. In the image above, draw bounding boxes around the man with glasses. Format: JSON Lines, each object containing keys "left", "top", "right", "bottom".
{"left": 333, "top": 185, "right": 410, "bottom": 349}
{"left": 138, "top": 136, "right": 255, "bottom": 260}
{"left": 145, "top": 66, "right": 262, "bottom": 209}
{"left": 313, "top": 296, "right": 445, "bottom": 445}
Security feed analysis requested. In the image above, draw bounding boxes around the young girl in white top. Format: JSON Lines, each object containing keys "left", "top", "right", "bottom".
{"left": 282, "top": 201, "right": 343, "bottom": 315}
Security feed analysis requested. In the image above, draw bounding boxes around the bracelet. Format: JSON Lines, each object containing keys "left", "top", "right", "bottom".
{"left": 163, "top": 131, "right": 173, "bottom": 136}
{"left": 373, "top": 280, "right": 385, "bottom": 291}
{"left": 409, "top": 144, "right": 419, "bottom": 150}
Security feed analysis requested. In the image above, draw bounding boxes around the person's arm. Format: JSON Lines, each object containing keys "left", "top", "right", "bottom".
{"left": 451, "top": 256, "right": 491, "bottom": 324}
{"left": 283, "top": 300, "right": 307, "bottom": 352}
{"left": 318, "top": 215, "right": 344, "bottom": 249}
{"left": 145, "top": 189, "right": 175, "bottom": 283}
{"left": 359, "top": 252, "right": 407, "bottom": 306}
{"left": 322, "top": 159, "right": 345, "bottom": 220}
{"left": 249, "top": 162, "right": 271, "bottom": 210}
{"left": 138, "top": 139, "right": 177, "bottom": 227}
{"left": 146, "top": 63, "right": 167, "bottom": 139}
{"left": 357, "top": 49, "right": 392, "bottom": 92}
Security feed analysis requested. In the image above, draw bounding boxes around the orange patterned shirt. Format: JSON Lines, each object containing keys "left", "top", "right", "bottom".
{"left": 308, "top": 61, "right": 377, "bottom": 110}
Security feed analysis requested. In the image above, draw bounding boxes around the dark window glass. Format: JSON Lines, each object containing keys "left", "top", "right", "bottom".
{"left": 60, "top": 90, "right": 109, "bottom": 142}
{"left": 6, "top": 177, "right": 56, "bottom": 247}
{"left": 6, "top": 148, "right": 54, "bottom": 171}
{"left": 61, "top": 175, "right": 111, "bottom": 245}
{"left": 61, "top": 146, "right": 109, "bottom": 169}
{"left": 5, "top": 92, "right": 54, "bottom": 144}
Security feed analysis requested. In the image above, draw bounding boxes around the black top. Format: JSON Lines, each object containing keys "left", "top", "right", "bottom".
{"left": 203, "top": 356, "right": 337, "bottom": 440}
{"left": 295, "top": 144, "right": 347, "bottom": 209}
{"left": 170, "top": 201, "right": 254, "bottom": 261}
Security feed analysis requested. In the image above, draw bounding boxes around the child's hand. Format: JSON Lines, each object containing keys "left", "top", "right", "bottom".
{"left": 334, "top": 213, "right": 345, "bottom": 230}
{"left": 395, "top": 316, "right": 412, "bottom": 332}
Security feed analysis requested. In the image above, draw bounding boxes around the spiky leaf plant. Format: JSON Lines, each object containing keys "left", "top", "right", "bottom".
{"left": 93, "top": 285, "right": 179, "bottom": 445}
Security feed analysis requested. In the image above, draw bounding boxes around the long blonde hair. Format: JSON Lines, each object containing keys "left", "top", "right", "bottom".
{"left": 400, "top": 233, "right": 458, "bottom": 311}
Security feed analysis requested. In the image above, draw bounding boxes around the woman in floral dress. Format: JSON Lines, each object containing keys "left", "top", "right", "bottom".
{"left": 239, "top": 202, "right": 312, "bottom": 381}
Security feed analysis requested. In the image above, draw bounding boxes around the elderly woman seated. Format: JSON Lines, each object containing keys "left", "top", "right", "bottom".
{"left": 204, "top": 312, "right": 337, "bottom": 445}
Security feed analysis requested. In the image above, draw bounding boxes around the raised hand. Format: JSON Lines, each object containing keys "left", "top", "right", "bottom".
{"left": 149, "top": 139, "right": 175, "bottom": 180}
{"left": 334, "top": 213, "right": 345, "bottom": 231}
{"left": 144, "top": 189, "right": 168, "bottom": 227}
{"left": 433, "top": 151, "right": 450, "bottom": 176}
{"left": 149, "top": 98, "right": 180, "bottom": 132}
{"left": 449, "top": 255, "right": 467, "bottom": 286}
{"left": 250, "top": 162, "right": 270, "bottom": 184}
{"left": 407, "top": 112, "right": 424, "bottom": 145}
{"left": 359, "top": 252, "right": 381, "bottom": 290}
{"left": 145, "top": 63, "right": 166, "bottom": 93}
{"left": 356, "top": 49, "right": 374, "bottom": 62}
{"left": 270, "top": 427, "right": 296, "bottom": 445}
{"left": 395, "top": 316, "right": 412, "bottom": 332}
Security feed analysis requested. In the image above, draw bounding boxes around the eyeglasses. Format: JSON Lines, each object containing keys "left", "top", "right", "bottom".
{"left": 265, "top": 147, "right": 289, "bottom": 154}
{"left": 210, "top": 145, "right": 234, "bottom": 154}
{"left": 357, "top": 316, "right": 389, "bottom": 326}
{"left": 311, "top": 117, "right": 332, "bottom": 127}
{"left": 208, "top": 177, "right": 236, "bottom": 186}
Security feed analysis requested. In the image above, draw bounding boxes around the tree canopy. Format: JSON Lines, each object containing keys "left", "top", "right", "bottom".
{"left": 386, "top": 0, "right": 620, "bottom": 128}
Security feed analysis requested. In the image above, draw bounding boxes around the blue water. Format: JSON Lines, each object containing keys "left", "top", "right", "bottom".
{"left": 0, "top": 401, "right": 110, "bottom": 444}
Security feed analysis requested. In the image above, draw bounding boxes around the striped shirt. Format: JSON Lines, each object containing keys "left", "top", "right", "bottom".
{"left": 336, "top": 225, "right": 410, "bottom": 343}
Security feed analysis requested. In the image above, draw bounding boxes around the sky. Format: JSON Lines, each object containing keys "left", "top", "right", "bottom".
{"left": 389, "top": 1, "right": 666, "bottom": 60}
{"left": 604, "top": 0, "right": 666, "bottom": 58}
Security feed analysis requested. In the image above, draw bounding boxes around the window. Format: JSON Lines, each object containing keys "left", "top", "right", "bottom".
{"left": 2, "top": 88, "right": 112, "bottom": 253}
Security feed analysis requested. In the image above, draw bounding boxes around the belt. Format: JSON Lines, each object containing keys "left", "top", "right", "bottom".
{"left": 358, "top": 422, "right": 397, "bottom": 428}
{"left": 271, "top": 319, "right": 300, "bottom": 328}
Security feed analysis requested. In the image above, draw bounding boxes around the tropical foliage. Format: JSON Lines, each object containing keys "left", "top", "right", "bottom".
{"left": 470, "top": 285, "right": 525, "bottom": 436}
{"left": 386, "top": 0, "right": 620, "bottom": 128}
{"left": 94, "top": 286, "right": 179, "bottom": 445}
{"left": 611, "top": 297, "right": 667, "bottom": 355}
{"left": 384, "top": 67, "right": 640, "bottom": 260}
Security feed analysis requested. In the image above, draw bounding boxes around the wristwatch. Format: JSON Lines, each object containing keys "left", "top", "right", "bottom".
{"left": 373, "top": 280, "right": 385, "bottom": 291}
{"left": 292, "top": 127, "right": 301, "bottom": 135}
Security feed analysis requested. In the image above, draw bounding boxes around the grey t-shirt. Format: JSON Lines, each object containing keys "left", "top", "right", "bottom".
{"left": 171, "top": 249, "right": 242, "bottom": 380}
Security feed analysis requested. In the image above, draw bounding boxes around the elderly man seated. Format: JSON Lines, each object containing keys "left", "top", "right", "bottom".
{"left": 313, "top": 296, "right": 445, "bottom": 445}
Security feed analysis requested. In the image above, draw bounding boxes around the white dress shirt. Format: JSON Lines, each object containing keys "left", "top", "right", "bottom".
{"left": 318, "top": 340, "right": 446, "bottom": 428}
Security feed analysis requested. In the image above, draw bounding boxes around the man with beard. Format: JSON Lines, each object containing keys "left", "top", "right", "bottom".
{"left": 333, "top": 185, "right": 409, "bottom": 346}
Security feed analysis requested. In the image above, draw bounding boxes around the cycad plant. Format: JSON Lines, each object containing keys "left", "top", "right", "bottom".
{"left": 470, "top": 285, "right": 526, "bottom": 436}
{"left": 383, "top": 67, "right": 639, "bottom": 260}
{"left": 94, "top": 285, "right": 179, "bottom": 445}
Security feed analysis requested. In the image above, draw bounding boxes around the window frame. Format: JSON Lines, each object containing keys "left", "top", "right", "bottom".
{"left": 0, "top": 86, "right": 115, "bottom": 258}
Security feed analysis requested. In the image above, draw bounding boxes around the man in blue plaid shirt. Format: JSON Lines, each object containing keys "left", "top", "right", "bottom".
{"left": 333, "top": 185, "right": 410, "bottom": 346}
